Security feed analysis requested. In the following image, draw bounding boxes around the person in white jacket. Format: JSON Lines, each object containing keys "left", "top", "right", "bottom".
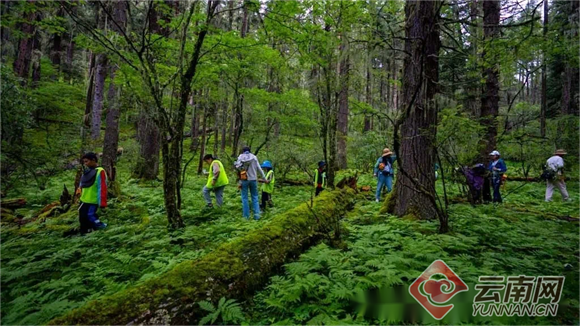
{"left": 545, "top": 149, "right": 570, "bottom": 202}
{"left": 235, "top": 146, "right": 266, "bottom": 220}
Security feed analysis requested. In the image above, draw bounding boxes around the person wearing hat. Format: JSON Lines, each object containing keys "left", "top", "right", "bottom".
{"left": 545, "top": 149, "right": 570, "bottom": 202}
{"left": 202, "top": 154, "right": 229, "bottom": 208}
{"left": 314, "top": 161, "right": 327, "bottom": 196}
{"left": 235, "top": 146, "right": 266, "bottom": 220}
{"left": 258, "top": 160, "right": 275, "bottom": 210}
{"left": 373, "top": 148, "right": 396, "bottom": 202}
{"left": 488, "top": 150, "right": 507, "bottom": 203}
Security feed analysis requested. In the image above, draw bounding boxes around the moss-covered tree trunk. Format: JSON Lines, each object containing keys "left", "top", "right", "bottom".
{"left": 49, "top": 188, "right": 356, "bottom": 325}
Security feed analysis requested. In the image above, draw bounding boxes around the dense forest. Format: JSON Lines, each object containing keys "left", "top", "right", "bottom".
{"left": 0, "top": 0, "right": 578, "bottom": 325}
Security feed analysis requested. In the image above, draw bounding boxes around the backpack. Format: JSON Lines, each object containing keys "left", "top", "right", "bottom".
{"left": 235, "top": 159, "right": 252, "bottom": 180}
{"left": 541, "top": 165, "right": 556, "bottom": 181}
{"left": 379, "top": 157, "right": 392, "bottom": 176}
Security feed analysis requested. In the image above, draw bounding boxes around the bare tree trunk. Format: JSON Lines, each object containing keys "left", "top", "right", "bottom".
{"left": 102, "top": 65, "right": 120, "bottom": 181}
{"left": 134, "top": 109, "right": 160, "bottom": 180}
{"left": 13, "top": 0, "right": 36, "bottom": 81}
{"left": 197, "top": 102, "right": 208, "bottom": 174}
{"left": 392, "top": 0, "right": 441, "bottom": 225}
{"left": 50, "top": 5, "right": 64, "bottom": 71}
{"left": 336, "top": 39, "right": 349, "bottom": 170}
{"left": 363, "top": 49, "right": 372, "bottom": 132}
{"left": 479, "top": 0, "right": 500, "bottom": 163}
{"left": 190, "top": 92, "right": 200, "bottom": 151}
{"left": 213, "top": 100, "right": 219, "bottom": 155}
{"left": 561, "top": 66, "right": 572, "bottom": 115}
{"left": 220, "top": 99, "right": 227, "bottom": 151}
{"left": 101, "top": 1, "right": 127, "bottom": 183}
{"left": 91, "top": 53, "right": 107, "bottom": 140}
{"left": 0, "top": 1, "right": 12, "bottom": 60}
{"left": 540, "top": 0, "right": 547, "bottom": 136}
{"left": 31, "top": 28, "right": 41, "bottom": 87}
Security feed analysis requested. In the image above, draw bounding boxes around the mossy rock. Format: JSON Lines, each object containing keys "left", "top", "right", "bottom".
{"left": 49, "top": 188, "right": 356, "bottom": 325}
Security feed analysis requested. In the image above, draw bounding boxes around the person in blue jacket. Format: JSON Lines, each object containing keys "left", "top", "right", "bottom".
{"left": 488, "top": 150, "right": 507, "bottom": 203}
{"left": 374, "top": 148, "right": 396, "bottom": 202}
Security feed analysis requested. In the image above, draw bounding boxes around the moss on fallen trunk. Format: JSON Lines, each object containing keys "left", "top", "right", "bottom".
{"left": 49, "top": 188, "right": 355, "bottom": 325}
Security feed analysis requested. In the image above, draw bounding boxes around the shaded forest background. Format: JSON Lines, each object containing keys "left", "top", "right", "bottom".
{"left": 1, "top": 0, "right": 578, "bottom": 227}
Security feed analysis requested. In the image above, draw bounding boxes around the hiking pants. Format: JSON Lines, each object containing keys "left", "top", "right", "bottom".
{"left": 491, "top": 175, "right": 502, "bottom": 203}
{"left": 79, "top": 203, "right": 106, "bottom": 234}
{"left": 546, "top": 179, "right": 569, "bottom": 202}
{"left": 241, "top": 180, "right": 260, "bottom": 220}
{"left": 261, "top": 191, "right": 272, "bottom": 210}
{"left": 203, "top": 185, "right": 225, "bottom": 207}
{"left": 376, "top": 174, "right": 393, "bottom": 201}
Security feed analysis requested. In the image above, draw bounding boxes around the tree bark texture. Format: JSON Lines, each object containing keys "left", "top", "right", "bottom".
{"left": 479, "top": 0, "right": 500, "bottom": 163}
{"left": 392, "top": 0, "right": 441, "bottom": 221}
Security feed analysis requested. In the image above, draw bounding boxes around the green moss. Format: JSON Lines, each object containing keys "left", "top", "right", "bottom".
{"left": 379, "top": 189, "right": 396, "bottom": 215}
{"left": 48, "top": 188, "right": 356, "bottom": 325}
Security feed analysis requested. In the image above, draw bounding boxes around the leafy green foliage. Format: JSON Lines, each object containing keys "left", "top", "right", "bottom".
{"left": 198, "top": 297, "right": 245, "bottom": 325}
{"left": 250, "top": 183, "right": 579, "bottom": 325}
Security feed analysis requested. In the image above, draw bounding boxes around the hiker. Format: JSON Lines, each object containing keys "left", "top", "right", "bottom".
{"left": 202, "top": 154, "right": 229, "bottom": 208}
{"left": 259, "top": 160, "right": 275, "bottom": 210}
{"left": 460, "top": 163, "right": 486, "bottom": 204}
{"left": 313, "top": 160, "right": 327, "bottom": 196}
{"left": 545, "top": 149, "right": 570, "bottom": 202}
{"left": 235, "top": 146, "right": 266, "bottom": 220}
{"left": 488, "top": 150, "right": 507, "bottom": 203}
{"left": 75, "top": 152, "right": 107, "bottom": 234}
{"left": 373, "top": 148, "right": 396, "bottom": 202}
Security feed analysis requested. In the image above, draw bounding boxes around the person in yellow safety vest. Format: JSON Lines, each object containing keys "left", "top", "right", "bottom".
{"left": 314, "top": 160, "right": 327, "bottom": 196}
{"left": 74, "top": 152, "right": 108, "bottom": 234}
{"left": 202, "top": 154, "right": 229, "bottom": 208}
{"left": 259, "top": 160, "right": 275, "bottom": 210}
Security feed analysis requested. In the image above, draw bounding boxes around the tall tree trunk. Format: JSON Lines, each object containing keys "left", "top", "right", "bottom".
{"left": 213, "top": 101, "right": 219, "bottom": 155}
{"left": 190, "top": 92, "right": 200, "bottom": 151}
{"left": 561, "top": 66, "right": 572, "bottom": 115}
{"left": 392, "top": 0, "right": 441, "bottom": 224}
{"left": 540, "top": 0, "right": 548, "bottom": 137}
{"left": 101, "top": 65, "right": 121, "bottom": 182}
{"left": 50, "top": 5, "right": 64, "bottom": 72}
{"left": 101, "top": 1, "right": 127, "bottom": 183}
{"left": 220, "top": 99, "right": 227, "bottom": 151}
{"left": 197, "top": 102, "right": 208, "bottom": 174}
{"left": 134, "top": 109, "right": 160, "bottom": 180}
{"left": 336, "top": 39, "right": 349, "bottom": 170}
{"left": 31, "top": 28, "right": 41, "bottom": 88}
{"left": 479, "top": 0, "right": 500, "bottom": 163}
{"left": 363, "top": 49, "right": 372, "bottom": 132}
{"left": 0, "top": 1, "right": 11, "bottom": 60}
{"left": 91, "top": 53, "right": 107, "bottom": 140}
{"left": 12, "top": 0, "right": 36, "bottom": 82}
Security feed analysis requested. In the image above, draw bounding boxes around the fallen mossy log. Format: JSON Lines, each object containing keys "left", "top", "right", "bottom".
{"left": 280, "top": 179, "right": 311, "bottom": 186}
{"left": 49, "top": 187, "right": 356, "bottom": 325}
{"left": 1, "top": 197, "right": 27, "bottom": 209}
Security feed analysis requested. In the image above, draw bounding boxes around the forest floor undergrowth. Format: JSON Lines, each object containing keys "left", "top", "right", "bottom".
{"left": 1, "top": 165, "right": 578, "bottom": 325}
{"left": 0, "top": 162, "right": 313, "bottom": 325}
{"left": 247, "top": 180, "right": 579, "bottom": 325}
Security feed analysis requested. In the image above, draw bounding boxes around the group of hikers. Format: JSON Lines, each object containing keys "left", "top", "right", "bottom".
{"left": 75, "top": 146, "right": 572, "bottom": 234}
{"left": 461, "top": 149, "right": 570, "bottom": 204}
